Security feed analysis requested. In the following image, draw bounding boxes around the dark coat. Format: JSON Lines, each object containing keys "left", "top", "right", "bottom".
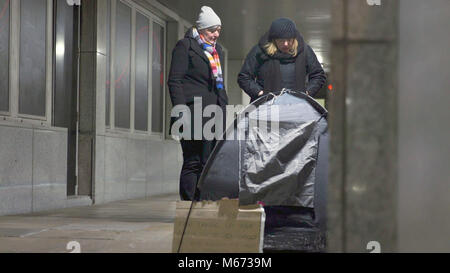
{"left": 167, "top": 28, "right": 228, "bottom": 139}
{"left": 237, "top": 31, "right": 326, "bottom": 102}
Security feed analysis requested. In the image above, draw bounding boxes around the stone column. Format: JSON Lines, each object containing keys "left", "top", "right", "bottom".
{"left": 78, "top": 0, "right": 108, "bottom": 198}
{"left": 328, "top": 0, "right": 398, "bottom": 252}
{"left": 398, "top": 0, "right": 450, "bottom": 252}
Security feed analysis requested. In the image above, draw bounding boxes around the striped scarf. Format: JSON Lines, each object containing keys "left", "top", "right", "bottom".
{"left": 192, "top": 28, "right": 224, "bottom": 91}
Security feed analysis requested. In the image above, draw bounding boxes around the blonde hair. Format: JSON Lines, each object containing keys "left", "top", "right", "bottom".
{"left": 264, "top": 39, "right": 298, "bottom": 57}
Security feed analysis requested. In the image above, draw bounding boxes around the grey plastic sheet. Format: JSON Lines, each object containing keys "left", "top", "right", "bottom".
{"left": 239, "top": 102, "right": 323, "bottom": 207}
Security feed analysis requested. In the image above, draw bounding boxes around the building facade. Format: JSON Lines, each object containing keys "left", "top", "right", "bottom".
{"left": 0, "top": 0, "right": 203, "bottom": 215}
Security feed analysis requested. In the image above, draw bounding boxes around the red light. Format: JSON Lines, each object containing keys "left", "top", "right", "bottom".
{"left": 328, "top": 84, "right": 333, "bottom": 91}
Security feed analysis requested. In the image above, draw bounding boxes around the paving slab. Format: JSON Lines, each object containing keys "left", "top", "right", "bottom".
{"left": 0, "top": 194, "right": 178, "bottom": 253}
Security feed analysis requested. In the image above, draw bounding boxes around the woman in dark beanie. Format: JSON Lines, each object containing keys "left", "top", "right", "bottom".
{"left": 238, "top": 18, "right": 327, "bottom": 252}
{"left": 168, "top": 6, "right": 228, "bottom": 201}
{"left": 238, "top": 18, "right": 326, "bottom": 102}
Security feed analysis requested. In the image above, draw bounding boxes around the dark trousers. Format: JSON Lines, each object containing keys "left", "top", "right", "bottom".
{"left": 179, "top": 139, "right": 216, "bottom": 201}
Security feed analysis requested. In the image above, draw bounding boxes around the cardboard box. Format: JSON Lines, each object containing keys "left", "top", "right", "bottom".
{"left": 172, "top": 199, "right": 265, "bottom": 253}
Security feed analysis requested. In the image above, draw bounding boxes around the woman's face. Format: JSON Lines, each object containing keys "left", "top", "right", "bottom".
{"left": 200, "top": 26, "right": 221, "bottom": 44}
{"left": 275, "top": 38, "right": 295, "bottom": 53}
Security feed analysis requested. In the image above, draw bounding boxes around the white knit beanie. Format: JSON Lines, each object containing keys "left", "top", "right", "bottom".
{"left": 196, "top": 6, "right": 221, "bottom": 30}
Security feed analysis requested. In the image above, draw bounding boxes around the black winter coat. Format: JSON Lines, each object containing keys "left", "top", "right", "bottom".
{"left": 238, "top": 31, "right": 326, "bottom": 103}
{"left": 168, "top": 28, "right": 228, "bottom": 138}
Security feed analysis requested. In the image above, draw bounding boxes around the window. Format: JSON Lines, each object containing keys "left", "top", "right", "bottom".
{"left": 135, "top": 12, "right": 149, "bottom": 131}
{"left": 19, "top": 0, "right": 47, "bottom": 117}
{"left": 114, "top": 0, "right": 131, "bottom": 129}
{"left": 1, "top": 0, "right": 167, "bottom": 131}
{"left": 151, "top": 22, "right": 164, "bottom": 133}
{"left": 0, "top": 0, "right": 9, "bottom": 113}
{"left": 106, "top": 0, "right": 166, "bottom": 136}
{"left": 105, "top": 0, "right": 111, "bottom": 127}
{"left": 0, "top": 0, "right": 52, "bottom": 123}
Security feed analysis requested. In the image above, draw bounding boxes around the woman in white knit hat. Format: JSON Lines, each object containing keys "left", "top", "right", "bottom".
{"left": 168, "top": 6, "right": 228, "bottom": 201}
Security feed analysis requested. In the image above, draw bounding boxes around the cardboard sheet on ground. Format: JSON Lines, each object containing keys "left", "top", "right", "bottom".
{"left": 172, "top": 199, "right": 265, "bottom": 253}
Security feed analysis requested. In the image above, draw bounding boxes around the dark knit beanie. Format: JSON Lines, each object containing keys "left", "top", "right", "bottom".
{"left": 268, "top": 18, "right": 298, "bottom": 40}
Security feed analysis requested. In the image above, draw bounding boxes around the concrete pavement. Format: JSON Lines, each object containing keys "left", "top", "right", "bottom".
{"left": 0, "top": 194, "right": 179, "bottom": 253}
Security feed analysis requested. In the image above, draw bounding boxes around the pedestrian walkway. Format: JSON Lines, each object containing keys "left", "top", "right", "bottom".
{"left": 0, "top": 194, "right": 179, "bottom": 253}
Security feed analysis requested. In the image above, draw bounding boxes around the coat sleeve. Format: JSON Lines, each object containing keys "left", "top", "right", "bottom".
{"left": 167, "top": 40, "right": 189, "bottom": 106}
{"left": 237, "top": 45, "right": 264, "bottom": 100}
{"left": 305, "top": 44, "right": 327, "bottom": 97}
